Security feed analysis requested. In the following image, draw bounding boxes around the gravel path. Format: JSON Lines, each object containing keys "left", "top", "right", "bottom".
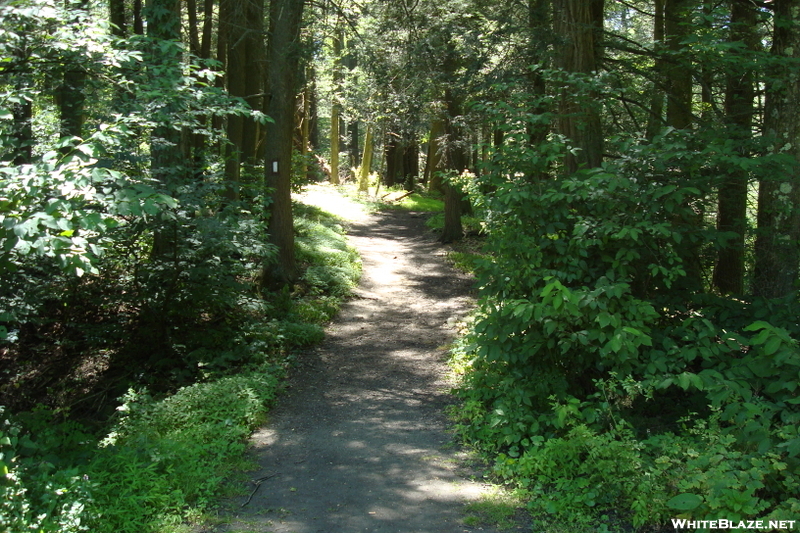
{"left": 215, "top": 201, "right": 507, "bottom": 533}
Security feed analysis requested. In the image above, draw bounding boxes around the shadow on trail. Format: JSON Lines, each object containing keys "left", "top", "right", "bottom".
{"left": 214, "top": 210, "right": 496, "bottom": 533}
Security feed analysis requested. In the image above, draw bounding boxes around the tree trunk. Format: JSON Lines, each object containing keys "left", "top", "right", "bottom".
{"left": 329, "top": 24, "right": 343, "bottom": 185}
{"left": 348, "top": 120, "right": 360, "bottom": 171}
{"left": 553, "top": 0, "right": 604, "bottom": 174}
{"left": 645, "top": 0, "right": 666, "bottom": 139}
{"left": 664, "top": 0, "right": 693, "bottom": 130}
{"left": 58, "top": 0, "right": 88, "bottom": 149}
{"left": 713, "top": 0, "right": 757, "bottom": 295}
{"left": 146, "top": 0, "right": 183, "bottom": 258}
{"left": 526, "top": 0, "right": 550, "bottom": 179}
{"left": 262, "top": 0, "right": 305, "bottom": 287}
{"left": 358, "top": 125, "right": 373, "bottom": 193}
{"left": 186, "top": 0, "right": 201, "bottom": 56}
{"left": 133, "top": 0, "right": 143, "bottom": 34}
{"left": 440, "top": 87, "right": 467, "bottom": 243}
{"left": 753, "top": 0, "right": 800, "bottom": 298}
{"left": 330, "top": 104, "right": 341, "bottom": 184}
{"left": 241, "top": 0, "right": 266, "bottom": 168}
{"left": 200, "top": 0, "right": 214, "bottom": 60}
{"left": 109, "top": 0, "right": 126, "bottom": 35}
{"left": 385, "top": 132, "right": 399, "bottom": 187}
{"left": 223, "top": 0, "right": 246, "bottom": 200}
{"left": 425, "top": 115, "right": 446, "bottom": 193}
{"left": 301, "top": 76, "right": 312, "bottom": 179}
{"left": 403, "top": 137, "right": 419, "bottom": 191}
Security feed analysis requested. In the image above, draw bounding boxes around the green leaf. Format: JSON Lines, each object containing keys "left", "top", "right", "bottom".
{"left": 666, "top": 493, "right": 703, "bottom": 511}
{"left": 763, "top": 335, "right": 782, "bottom": 356}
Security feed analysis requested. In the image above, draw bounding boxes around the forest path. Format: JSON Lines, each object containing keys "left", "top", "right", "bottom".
{"left": 213, "top": 188, "right": 509, "bottom": 533}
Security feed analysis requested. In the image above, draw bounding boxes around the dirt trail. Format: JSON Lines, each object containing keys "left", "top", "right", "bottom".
{"left": 215, "top": 200, "right": 507, "bottom": 533}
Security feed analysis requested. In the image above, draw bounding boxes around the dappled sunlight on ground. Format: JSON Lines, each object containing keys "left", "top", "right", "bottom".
{"left": 213, "top": 203, "right": 510, "bottom": 533}
{"left": 295, "top": 183, "right": 371, "bottom": 223}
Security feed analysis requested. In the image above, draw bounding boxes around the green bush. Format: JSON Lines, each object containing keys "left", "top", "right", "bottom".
{"left": 0, "top": 408, "right": 96, "bottom": 533}
{"left": 452, "top": 127, "right": 800, "bottom": 528}
{"left": 85, "top": 374, "right": 281, "bottom": 533}
{"left": 0, "top": 192, "right": 363, "bottom": 532}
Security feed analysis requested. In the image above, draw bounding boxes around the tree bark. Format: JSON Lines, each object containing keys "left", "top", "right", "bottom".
{"left": 109, "top": 0, "right": 126, "bottom": 36}
{"left": 664, "top": 0, "right": 693, "bottom": 130}
{"left": 425, "top": 115, "right": 446, "bottom": 193}
{"left": 146, "top": 0, "right": 184, "bottom": 258}
{"left": 440, "top": 87, "right": 467, "bottom": 243}
{"left": 262, "top": 0, "right": 305, "bottom": 287}
{"left": 553, "top": 0, "right": 604, "bottom": 174}
{"left": 223, "top": 0, "right": 246, "bottom": 200}
{"left": 645, "top": 0, "right": 666, "bottom": 139}
{"left": 241, "top": 0, "right": 266, "bottom": 168}
{"left": 329, "top": 23, "right": 343, "bottom": 185}
{"left": 358, "top": 124, "right": 373, "bottom": 192}
{"left": 713, "top": 0, "right": 758, "bottom": 295}
{"left": 58, "top": 0, "right": 88, "bottom": 149}
{"left": 753, "top": 0, "right": 800, "bottom": 298}
{"left": 403, "top": 138, "right": 419, "bottom": 191}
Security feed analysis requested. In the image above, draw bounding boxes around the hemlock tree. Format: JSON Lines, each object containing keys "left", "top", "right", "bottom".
{"left": 262, "top": 0, "right": 306, "bottom": 286}
{"left": 753, "top": 0, "right": 800, "bottom": 298}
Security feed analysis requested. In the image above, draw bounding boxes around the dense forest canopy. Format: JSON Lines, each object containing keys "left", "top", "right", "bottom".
{"left": 2, "top": 0, "right": 800, "bottom": 529}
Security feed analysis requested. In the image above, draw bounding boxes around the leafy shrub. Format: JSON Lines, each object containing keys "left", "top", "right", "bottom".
{"left": 87, "top": 373, "right": 281, "bottom": 533}
{"left": 451, "top": 126, "right": 800, "bottom": 528}
{"left": 0, "top": 407, "right": 96, "bottom": 533}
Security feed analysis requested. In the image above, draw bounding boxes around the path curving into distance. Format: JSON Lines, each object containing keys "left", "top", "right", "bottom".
{"left": 214, "top": 190, "right": 511, "bottom": 533}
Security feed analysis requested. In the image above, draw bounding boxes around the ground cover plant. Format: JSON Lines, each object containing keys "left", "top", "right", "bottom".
{"left": 0, "top": 196, "right": 360, "bottom": 532}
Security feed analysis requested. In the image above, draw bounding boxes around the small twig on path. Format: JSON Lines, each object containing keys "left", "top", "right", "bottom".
{"left": 241, "top": 473, "right": 280, "bottom": 507}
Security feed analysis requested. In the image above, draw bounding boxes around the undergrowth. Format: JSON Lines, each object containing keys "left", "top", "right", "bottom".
{"left": 0, "top": 196, "right": 360, "bottom": 532}
{"left": 449, "top": 127, "right": 800, "bottom": 531}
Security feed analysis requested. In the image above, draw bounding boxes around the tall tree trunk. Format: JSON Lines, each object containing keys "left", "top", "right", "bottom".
{"left": 241, "top": 0, "right": 266, "bottom": 168}
{"left": 664, "top": 0, "right": 693, "bottom": 130}
{"left": 348, "top": 120, "right": 360, "bottom": 171}
{"left": 713, "top": 0, "right": 757, "bottom": 294}
{"left": 109, "top": 0, "right": 126, "bottom": 35}
{"left": 385, "top": 132, "right": 399, "bottom": 187}
{"left": 527, "top": 0, "right": 550, "bottom": 174}
{"left": 440, "top": 87, "right": 467, "bottom": 243}
{"left": 753, "top": 0, "right": 800, "bottom": 298}
{"left": 664, "top": 0, "right": 704, "bottom": 293}
{"left": 200, "top": 0, "right": 214, "bottom": 59}
{"left": 223, "top": 0, "right": 246, "bottom": 200}
{"left": 329, "top": 23, "right": 343, "bottom": 185}
{"left": 403, "top": 137, "right": 419, "bottom": 191}
{"left": 186, "top": 0, "right": 216, "bottom": 175}
{"left": 136, "top": 0, "right": 184, "bottom": 365}
{"left": 186, "top": 0, "right": 202, "bottom": 56}
{"left": 358, "top": 124, "right": 373, "bottom": 192}
{"left": 146, "top": 0, "right": 183, "bottom": 193}
{"left": 301, "top": 76, "right": 312, "bottom": 179}
{"left": 425, "top": 115, "right": 445, "bottom": 192}
{"left": 646, "top": 0, "right": 666, "bottom": 139}
{"left": 58, "top": 0, "right": 88, "bottom": 150}
{"left": 262, "top": 0, "right": 305, "bottom": 287}
{"left": 133, "top": 0, "right": 144, "bottom": 34}
{"left": 553, "top": 0, "right": 604, "bottom": 174}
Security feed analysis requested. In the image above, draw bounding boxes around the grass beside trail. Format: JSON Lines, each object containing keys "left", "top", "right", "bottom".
{"left": 1, "top": 188, "right": 362, "bottom": 533}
